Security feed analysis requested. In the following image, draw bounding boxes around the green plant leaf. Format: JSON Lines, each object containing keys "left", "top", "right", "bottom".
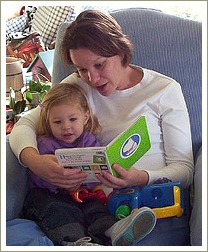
{"left": 25, "top": 91, "right": 33, "bottom": 103}
{"left": 39, "top": 91, "right": 47, "bottom": 101}
{"left": 26, "top": 79, "right": 52, "bottom": 104}
{"left": 28, "top": 80, "right": 42, "bottom": 92}
{"left": 41, "top": 83, "right": 52, "bottom": 92}
{"left": 13, "top": 100, "right": 26, "bottom": 114}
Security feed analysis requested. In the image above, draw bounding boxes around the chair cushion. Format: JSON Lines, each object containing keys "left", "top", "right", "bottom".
{"left": 31, "top": 6, "right": 75, "bottom": 48}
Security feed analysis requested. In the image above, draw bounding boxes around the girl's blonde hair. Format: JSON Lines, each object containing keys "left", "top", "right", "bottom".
{"left": 37, "top": 83, "right": 101, "bottom": 136}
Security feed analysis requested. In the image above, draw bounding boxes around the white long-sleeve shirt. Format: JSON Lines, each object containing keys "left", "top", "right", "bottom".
{"left": 10, "top": 67, "right": 194, "bottom": 188}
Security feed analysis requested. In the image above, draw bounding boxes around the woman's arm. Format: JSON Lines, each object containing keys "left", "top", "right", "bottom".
{"left": 9, "top": 106, "right": 41, "bottom": 162}
{"left": 97, "top": 81, "right": 194, "bottom": 189}
{"left": 146, "top": 81, "right": 194, "bottom": 187}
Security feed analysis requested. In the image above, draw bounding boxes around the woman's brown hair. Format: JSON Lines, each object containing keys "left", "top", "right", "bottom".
{"left": 61, "top": 9, "right": 133, "bottom": 67}
{"left": 37, "top": 83, "right": 101, "bottom": 136}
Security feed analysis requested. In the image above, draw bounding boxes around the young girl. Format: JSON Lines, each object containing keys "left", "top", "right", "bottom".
{"left": 29, "top": 82, "right": 101, "bottom": 193}
{"left": 23, "top": 82, "right": 156, "bottom": 246}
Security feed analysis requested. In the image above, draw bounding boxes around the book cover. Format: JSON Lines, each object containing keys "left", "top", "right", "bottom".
{"left": 55, "top": 116, "right": 151, "bottom": 183}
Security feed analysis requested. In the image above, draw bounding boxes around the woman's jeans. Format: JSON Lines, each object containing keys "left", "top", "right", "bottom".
{"left": 23, "top": 188, "right": 116, "bottom": 245}
{"left": 6, "top": 218, "right": 54, "bottom": 246}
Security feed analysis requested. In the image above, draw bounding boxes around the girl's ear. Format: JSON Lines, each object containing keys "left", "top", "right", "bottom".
{"left": 84, "top": 110, "right": 90, "bottom": 125}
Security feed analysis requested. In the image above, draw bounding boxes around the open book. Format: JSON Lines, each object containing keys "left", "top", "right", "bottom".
{"left": 55, "top": 116, "right": 151, "bottom": 184}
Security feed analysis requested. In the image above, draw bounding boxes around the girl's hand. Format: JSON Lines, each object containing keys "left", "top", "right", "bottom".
{"left": 20, "top": 147, "right": 88, "bottom": 190}
{"left": 96, "top": 163, "right": 149, "bottom": 189}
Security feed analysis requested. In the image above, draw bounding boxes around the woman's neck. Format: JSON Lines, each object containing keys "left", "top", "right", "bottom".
{"left": 117, "top": 65, "right": 143, "bottom": 90}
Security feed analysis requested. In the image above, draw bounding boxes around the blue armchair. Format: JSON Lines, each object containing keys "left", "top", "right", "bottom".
{"left": 6, "top": 8, "right": 202, "bottom": 246}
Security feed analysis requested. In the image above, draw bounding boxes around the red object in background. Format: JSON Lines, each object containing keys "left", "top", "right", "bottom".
{"left": 20, "top": 6, "right": 25, "bottom": 15}
{"left": 6, "top": 121, "right": 14, "bottom": 134}
{"left": 27, "top": 50, "right": 54, "bottom": 82}
{"left": 70, "top": 186, "right": 108, "bottom": 205}
{"left": 6, "top": 103, "right": 14, "bottom": 134}
{"left": 6, "top": 32, "right": 45, "bottom": 67}
{"left": 27, "top": 57, "right": 51, "bottom": 82}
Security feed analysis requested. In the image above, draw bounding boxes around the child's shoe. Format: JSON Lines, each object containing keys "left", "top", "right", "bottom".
{"left": 105, "top": 207, "right": 156, "bottom": 246}
{"left": 62, "top": 236, "right": 102, "bottom": 246}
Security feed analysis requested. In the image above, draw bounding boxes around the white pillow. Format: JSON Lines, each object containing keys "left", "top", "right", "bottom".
{"left": 6, "top": 13, "right": 28, "bottom": 34}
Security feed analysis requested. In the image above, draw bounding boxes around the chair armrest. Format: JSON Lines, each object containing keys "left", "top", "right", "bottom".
{"left": 6, "top": 135, "right": 28, "bottom": 221}
{"left": 189, "top": 146, "right": 202, "bottom": 245}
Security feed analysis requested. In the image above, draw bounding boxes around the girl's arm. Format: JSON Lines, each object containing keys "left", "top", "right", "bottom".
{"left": 20, "top": 147, "right": 87, "bottom": 188}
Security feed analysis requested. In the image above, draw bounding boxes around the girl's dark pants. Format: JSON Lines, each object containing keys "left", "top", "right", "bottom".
{"left": 23, "top": 188, "right": 116, "bottom": 245}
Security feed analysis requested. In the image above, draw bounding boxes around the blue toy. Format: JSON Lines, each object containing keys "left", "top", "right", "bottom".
{"left": 107, "top": 181, "right": 184, "bottom": 219}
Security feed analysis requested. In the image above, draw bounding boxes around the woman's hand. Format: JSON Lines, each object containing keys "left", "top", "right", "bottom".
{"left": 96, "top": 163, "right": 149, "bottom": 189}
{"left": 20, "top": 147, "right": 88, "bottom": 190}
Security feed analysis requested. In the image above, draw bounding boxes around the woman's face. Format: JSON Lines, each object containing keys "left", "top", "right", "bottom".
{"left": 70, "top": 48, "right": 127, "bottom": 96}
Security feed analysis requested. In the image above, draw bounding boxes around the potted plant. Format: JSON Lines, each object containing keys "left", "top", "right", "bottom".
{"left": 25, "top": 74, "right": 52, "bottom": 108}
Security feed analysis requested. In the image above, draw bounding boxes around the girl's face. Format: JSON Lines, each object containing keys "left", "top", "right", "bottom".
{"left": 70, "top": 48, "right": 128, "bottom": 96}
{"left": 48, "top": 101, "right": 90, "bottom": 143}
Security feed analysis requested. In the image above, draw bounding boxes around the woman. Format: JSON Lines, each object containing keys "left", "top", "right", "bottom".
{"left": 9, "top": 9, "right": 193, "bottom": 246}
